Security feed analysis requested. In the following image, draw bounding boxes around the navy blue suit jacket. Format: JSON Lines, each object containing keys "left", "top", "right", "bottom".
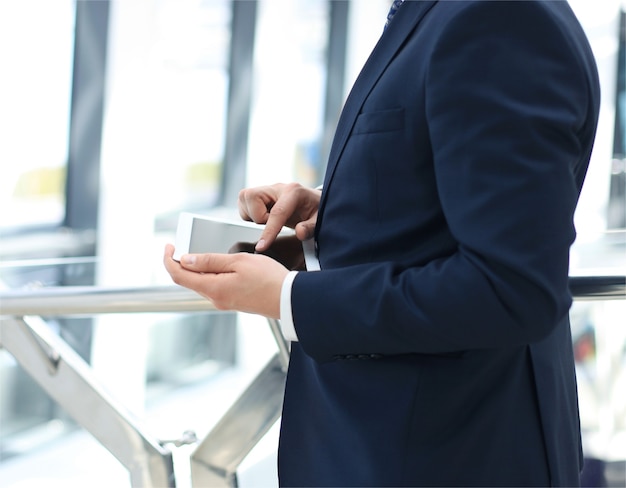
{"left": 279, "top": 1, "right": 600, "bottom": 486}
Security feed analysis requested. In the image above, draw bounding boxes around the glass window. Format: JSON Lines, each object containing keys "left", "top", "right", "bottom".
{"left": 95, "top": 0, "right": 236, "bottom": 401}
{"left": 101, "top": 0, "right": 231, "bottom": 223}
{"left": 246, "top": 0, "right": 329, "bottom": 188}
{"left": 0, "top": 0, "right": 75, "bottom": 231}
{"left": 608, "top": 10, "right": 625, "bottom": 229}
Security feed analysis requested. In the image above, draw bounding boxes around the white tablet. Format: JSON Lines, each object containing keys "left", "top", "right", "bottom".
{"left": 172, "top": 212, "right": 269, "bottom": 262}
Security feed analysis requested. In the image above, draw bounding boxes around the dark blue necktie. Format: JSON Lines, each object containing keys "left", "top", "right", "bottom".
{"left": 385, "top": 0, "right": 405, "bottom": 29}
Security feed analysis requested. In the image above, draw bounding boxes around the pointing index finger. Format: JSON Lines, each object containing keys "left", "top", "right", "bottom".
{"left": 256, "top": 192, "right": 298, "bottom": 252}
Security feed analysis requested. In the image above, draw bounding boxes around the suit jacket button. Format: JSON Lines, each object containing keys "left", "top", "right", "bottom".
{"left": 370, "top": 354, "right": 383, "bottom": 359}
{"left": 345, "top": 354, "right": 356, "bottom": 360}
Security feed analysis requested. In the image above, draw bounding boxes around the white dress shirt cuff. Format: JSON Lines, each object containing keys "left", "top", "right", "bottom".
{"left": 280, "top": 270, "right": 300, "bottom": 342}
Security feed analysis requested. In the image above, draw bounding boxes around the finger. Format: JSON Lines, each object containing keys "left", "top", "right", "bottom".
{"left": 163, "top": 243, "right": 177, "bottom": 271}
{"left": 237, "top": 189, "right": 255, "bottom": 222}
{"left": 164, "top": 244, "right": 198, "bottom": 288}
{"left": 238, "top": 187, "right": 274, "bottom": 224}
{"left": 294, "top": 218, "right": 317, "bottom": 241}
{"left": 179, "top": 252, "right": 234, "bottom": 274}
{"left": 256, "top": 192, "right": 300, "bottom": 251}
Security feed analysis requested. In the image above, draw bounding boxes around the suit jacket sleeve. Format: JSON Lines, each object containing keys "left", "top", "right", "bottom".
{"left": 290, "top": 1, "right": 600, "bottom": 363}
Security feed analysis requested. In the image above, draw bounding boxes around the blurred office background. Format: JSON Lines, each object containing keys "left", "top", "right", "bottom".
{"left": 0, "top": 0, "right": 624, "bottom": 487}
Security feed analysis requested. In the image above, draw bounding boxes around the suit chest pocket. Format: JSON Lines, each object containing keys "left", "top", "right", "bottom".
{"left": 352, "top": 107, "right": 405, "bottom": 135}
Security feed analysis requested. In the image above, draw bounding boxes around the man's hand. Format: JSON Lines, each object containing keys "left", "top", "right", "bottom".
{"left": 238, "top": 183, "right": 321, "bottom": 252}
{"left": 163, "top": 244, "right": 289, "bottom": 319}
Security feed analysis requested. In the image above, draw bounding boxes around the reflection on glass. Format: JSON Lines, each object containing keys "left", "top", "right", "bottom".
{"left": 571, "top": 299, "right": 626, "bottom": 487}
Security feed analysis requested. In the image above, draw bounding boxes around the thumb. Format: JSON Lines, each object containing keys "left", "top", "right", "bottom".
{"left": 180, "top": 253, "right": 233, "bottom": 273}
{"left": 295, "top": 218, "right": 316, "bottom": 241}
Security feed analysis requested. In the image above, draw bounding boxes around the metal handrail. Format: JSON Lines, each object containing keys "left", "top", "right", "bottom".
{"left": 0, "top": 284, "right": 291, "bottom": 372}
{"left": 0, "top": 275, "right": 623, "bottom": 488}
{"left": 0, "top": 285, "right": 216, "bottom": 316}
{"left": 1, "top": 276, "right": 624, "bottom": 318}
{"left": 0, "top": 283, "right": 291, "bottom": 488}
{"left": 568, "top": 275, "right": 626, "bottom": 300}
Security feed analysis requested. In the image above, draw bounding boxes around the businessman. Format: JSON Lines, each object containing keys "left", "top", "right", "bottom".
{"left": 165, "top": 1, "right": 600, "bottom": 486}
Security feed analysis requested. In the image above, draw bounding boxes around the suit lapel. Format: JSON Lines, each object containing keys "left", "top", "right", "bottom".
{"left": 316, "top": 1, "right": 437, "bottom": 234}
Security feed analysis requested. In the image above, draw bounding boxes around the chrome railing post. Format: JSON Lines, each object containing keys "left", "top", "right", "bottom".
{"left": 0, "top": 315, "right": 175, "bottom": 488}
{"left": 189, "top": 353, "right": 287, "bottom": 488}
